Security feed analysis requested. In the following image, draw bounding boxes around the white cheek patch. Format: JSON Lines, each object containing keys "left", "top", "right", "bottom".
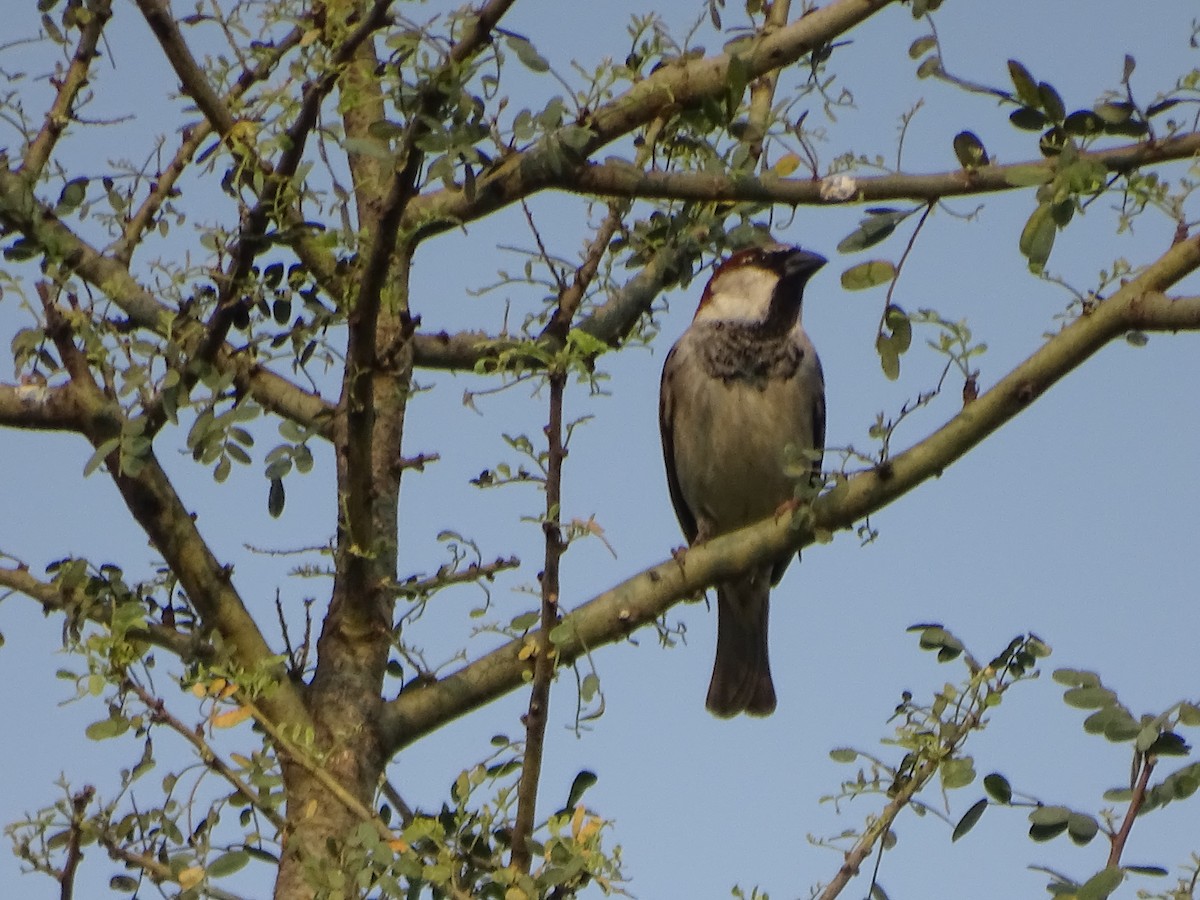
{"left": 694, "top": 267, "right": 779, "bottom": 323}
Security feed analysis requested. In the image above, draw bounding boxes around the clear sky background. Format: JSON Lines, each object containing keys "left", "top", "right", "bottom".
{"left": 1, "top": 1, "right": 1199, "bottom": 898}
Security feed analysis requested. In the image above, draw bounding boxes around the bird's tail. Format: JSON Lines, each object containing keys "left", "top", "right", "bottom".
{"left": 706, "top": 567, "right": 776, "bottom": 717}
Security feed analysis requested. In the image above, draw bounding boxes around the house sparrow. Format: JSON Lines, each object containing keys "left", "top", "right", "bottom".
{"left": 659, "top": 244, "right": 826, "bottom": 717}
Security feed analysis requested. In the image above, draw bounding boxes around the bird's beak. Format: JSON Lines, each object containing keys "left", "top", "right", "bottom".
{"left": 783, "top": 248, "right": 827, "bottom": 277}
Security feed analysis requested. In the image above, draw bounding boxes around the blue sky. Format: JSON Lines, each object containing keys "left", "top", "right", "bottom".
{"left": 2, "top": 1, "right": 1199, "bottom": 897}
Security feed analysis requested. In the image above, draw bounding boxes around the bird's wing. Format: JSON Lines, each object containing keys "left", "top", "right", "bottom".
{"left": 659, "top": 343, "right": 699, "bottom": 545}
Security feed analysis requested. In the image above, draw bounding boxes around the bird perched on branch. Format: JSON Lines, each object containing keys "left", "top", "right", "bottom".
{"left": 659, "top": 244, "right": 827, "bottom": 717}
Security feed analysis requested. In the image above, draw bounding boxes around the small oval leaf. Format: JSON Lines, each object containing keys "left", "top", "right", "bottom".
{"left": 841, "top": 260, "right": 897, "bottom": 290}
{"left": 952, "top": 798, "right": 987, "bottom": 842}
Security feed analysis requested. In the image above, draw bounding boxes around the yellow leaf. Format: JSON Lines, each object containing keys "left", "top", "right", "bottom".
{"left": 191, "top": 683, "right": 206, "bottom": 699}
{"left": 230, "top": 753, "right": 253, "bottom": 769}
{"left": 299, "top": 28, "right": 320, "bottom": 47}
{"left": 303, "top": 798, "right": 318, "bottom": 821}
{"left": 387, "top": 838, "right": 409, "bottom": 853}
{"left": 505, "top": 888, "right": 529, "bottom": 900}
{"left": 570, "top": 804, "right": 586, "bottom": 839}
{"left": 517, "top": 641, "right": 537, "bottom": 661}
{"left": 178, "top": 866, "right": 204, "bottom": 889}
{"left": 773, "top": 153, "right": 801, "bottom": 176}
{"left": 211, "top": 706, "right": 252, "bottom": 729}
{"left": 209, "top": 678, "right": 227, "bottom": 696}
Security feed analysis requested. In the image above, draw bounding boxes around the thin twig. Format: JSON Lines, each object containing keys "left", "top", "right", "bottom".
{"left": 113, "top": 27, "right": 305, "bottom": 263}
{"left": 392, "top": 556, "right": 521, "bottom": 598}
{"left": 1107, "top": 753, "right": 1156, "bottom": 868}
{"left": 511, "top": 366, "right": 566, "bottom": 873}
{"left": 126, "top": 680, "right": 287, "bottom": 832}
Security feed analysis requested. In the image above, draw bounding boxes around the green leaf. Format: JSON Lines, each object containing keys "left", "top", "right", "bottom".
{"left": 207, "top": 850, "right": 250, "bottom": 878}
{"left": 510, "top": 611, "right": 539, "bottom": 631}
{"left": 1029, "top": 821, "right": 1068, "bottom": 842}
{"left": 841, "top": 260, "right": 896, "bottom": 290}
{"left": 1122, "top": 53, "right": 1136, "bottom": 83}
{"left": 884, "top": 305, "right": 912, "bottom": 352}
{"left": 548, "top": 621, "right": 574, "bottom": 645}
{"left": 916, "top": 55, "right": 941, "bottom": 79}
{"left": 983, "top": 773, "right": 1012, "bottom": 804}
{"left": 1067, "top": 812, "right": 1099, "bottom": 845}
{"left": 1077, "top": 867, "right": 1122, "bottom": 900}
{"left": 565, "top": 770, "right": 598, "bottom": 809}
{"left": 1007, "top": 60, "right": 1041, "bottom": 107}
{"left": 1104, "top": 713, "right": 1141, "bottom": 743}
{"left": 1136, "top": 724, "right": 1160, "bottom": 753}
{"left": 83, "top": 437, "right": 121, "bottom": 477}
{"left": 908, "top": 36, "right": 936, "bottom": 59}
{"left": 505, "top": 34, "right": 549, "bottom": 72}
{"left": 580, "top": 672, "right": 600, "bottom": 700}
{"left": 1038, "top": 81, "right": 1066, "bottom": 121}
{"left": 837, "top": 208, "right": 914, "bottom": 253}
{"left": 941, "top": 757, "right": 976, "bottom": 790}
{"left": 1124, "top": 865, "right": 1168, "bottom": 877}
{"left": 1063, "top": 686, "right": 1116, "bottom": 709}
{"left": 952, "top": 131, "right": 989, "bottom": 168}
{"left": 56, "top": 177, "right": 88, "bottom": 212}
{"left": 267, "top": 477, "right": 285, "bottom": 518}
{"left": 1052, "top": 668, "right": 1099, "bottom": 688}
{"left": 1063, "top": 110, "right": 1104, "bottom": 136}
{"left": 86, "top": 716, "right": 130, "bottom": 741}
{"left": 952, "top": 798, "right": 986, "bottom": 842}
{"left": 1009, "top": 106, "right": 1048, "bottom": 131}
{"left": 1094, "top": 101, "right": 1134, "bottom": 125}
{"left": 876, "top": 335, "right": 900, "bottom": 381}
{"left": 1018, "top": 203, "right": 1056, "bottom": 272}
{"left": 829, "top": 748, "right": 857, "bottom": 763}
{"left": 1147, "top": 731, "right": 1191, "bottom": 756}
{"left": 1029, "top": 805, "right": 1071, "bottom": 827}
{"left": 1178, "top": 702, "right": 1200, "bottom": 727}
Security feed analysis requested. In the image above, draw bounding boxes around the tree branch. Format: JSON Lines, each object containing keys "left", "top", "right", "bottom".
{"left": 559, "top": 130, "right": 1200, "bottom": 206}
{"left": 0, "top": 382, "right": 86, "bottom": 431}
{"left": 126, "top": 680, "right": 288, "bottom": 833}
{"left": 411, "top": 238, "right": 696, "bottom": 370}
{"left": 1107, "top": 752, "right": 1155, "bottom": 868}
{"left": 112, "top": 27, "right": 306, "bottom": 264}
{"left": 401, "top": 0, "right": 898, "bottom": 241}
{"left": 0, "top": 168, "right": 335, "bottom": 434}
{"left": 19, "top": 0, "right": 112, "bottom": 179}
{"left": 36, "top": 292, "right": 310, "bottom": 729}
{"left": 380, "top": 235, "right": 1200, "bottom": 748}
{"left": 0, "top": 563, "right": 206, "bottom": 661}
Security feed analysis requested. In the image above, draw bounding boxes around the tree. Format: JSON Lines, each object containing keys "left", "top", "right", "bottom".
{"left": 1, "top": 0, "right": 1198, "bottom": 897}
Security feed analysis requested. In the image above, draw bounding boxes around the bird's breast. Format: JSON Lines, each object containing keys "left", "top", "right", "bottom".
{"left": 666, "top": 326, "right": 823, "bottom": 534}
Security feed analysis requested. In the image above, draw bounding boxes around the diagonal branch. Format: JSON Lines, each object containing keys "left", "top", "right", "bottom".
{"left": 400, "top": 0, "right": 898, "bottom": 241}
{"left": 36, "top": 293, "right": 310, "bottom": 730}
{"left": 113, "top": 26, "right": 306, "bottom": 264}
{"left": 411, "top": 237, "right": 697, "bottom": 370}
{"left": 19, "top": 0, "right": 113, "bottom": 178}
{"left": 0, "top": 168, "right": 334, "bottom": 433}
{"left": 380, "top": 235, "right": 1200, "bottom": 749}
